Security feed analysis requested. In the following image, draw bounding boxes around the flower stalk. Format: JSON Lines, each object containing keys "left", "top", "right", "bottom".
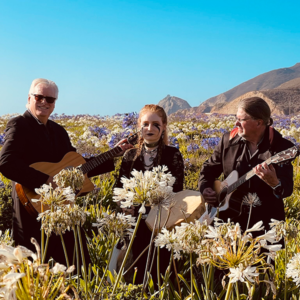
{"left": 112, "top": 212, "right": 142, "bottom": 295}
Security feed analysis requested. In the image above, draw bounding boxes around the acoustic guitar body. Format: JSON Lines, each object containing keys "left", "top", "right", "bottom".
{"left": 145, "top": 190, "right": 206, "bottom": 233}
{"left": 212, "top": 170, "right": 245, "bottom": 220}
{"left": 16, "top": 152, "right": 94, "bottom": 216}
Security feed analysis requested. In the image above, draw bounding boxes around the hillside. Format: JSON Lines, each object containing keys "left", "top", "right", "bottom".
{"left": 198, "top": 63, "right": 300, "bottom": 113}
{"left": 158, "top": 95, "right": 191, "bottom": 115}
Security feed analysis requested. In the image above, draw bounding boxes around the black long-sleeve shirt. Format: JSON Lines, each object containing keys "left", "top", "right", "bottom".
{"left": 198, "top": 127, "right": 294, "bottom": 231}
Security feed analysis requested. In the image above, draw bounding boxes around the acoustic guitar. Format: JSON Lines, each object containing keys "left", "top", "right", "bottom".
{"left": 16, "top": 134, "right": 138, "bottom": 218}
{"left": 200, "top": 145, "right": 300, "bottom": 224}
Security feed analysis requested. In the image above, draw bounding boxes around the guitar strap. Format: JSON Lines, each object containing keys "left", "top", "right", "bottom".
{"left": 229, "top": 126, "right": 274, "bottom": 145}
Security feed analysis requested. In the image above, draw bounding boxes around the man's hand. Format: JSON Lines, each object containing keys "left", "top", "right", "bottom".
{"left": 202, "top": 187, "right": 218, "bottom": 207}
{"left": 46, "top": 176, "right": 58, "bottom": 189}
{"left": 253, "top": 162, "right": 280, "bottom": 187}
{"left": 114, "top": 138, "right": 134, "bottom": 157}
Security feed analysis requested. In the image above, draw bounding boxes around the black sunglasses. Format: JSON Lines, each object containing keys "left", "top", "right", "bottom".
{"left": 31, "top": 93, "right": 56, "bottom": 104}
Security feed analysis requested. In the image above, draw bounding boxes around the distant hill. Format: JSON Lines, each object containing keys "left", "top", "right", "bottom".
{"left": 170, "top": 63, "right": 300, "bottom": 117}
{"left": 197, "top": 63, "right": 300, "bottom": 113}
{"left": 211, "top": 77, "right": 300, "bottom": 115}
{"left": 158, "top": 95, "right": 191, "bottom": 115}
{"left": 275, "top": 77, "right": 300, "bottom": 89}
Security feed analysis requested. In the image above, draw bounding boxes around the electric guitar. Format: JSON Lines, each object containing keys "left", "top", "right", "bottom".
{"left": 16, "top": 133, "right": 139, "bottom": 218}
{"left": 200, "top": 145, "right": 300, "bottom": 224}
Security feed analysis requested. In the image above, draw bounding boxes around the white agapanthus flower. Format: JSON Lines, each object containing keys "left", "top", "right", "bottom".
{"left": 37, "top": 204, "right": 87, "bottom": 235}
{"left": 228, "top": 264, "right": 259, "bottom": 283}
{"left": 93, "top": 211, "right": 136, "bottom": 243}
{"left": 287, "top": 253, "right": 300, "bottom": 286}
{"left": 51, "top": 263, "right": 67, "bottom": 274}
{"left": 113, "top": 165, "right": 175, "bottom": 209}
{"left": 33, "top": 184, "right": 76, "bottom": 207}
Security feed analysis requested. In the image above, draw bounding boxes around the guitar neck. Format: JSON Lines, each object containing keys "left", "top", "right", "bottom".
{"left": 227, "top": 157, "right": 273, "bottom": 193}
{"left": 79, "top": 146, "right": 122, "bottom": 175}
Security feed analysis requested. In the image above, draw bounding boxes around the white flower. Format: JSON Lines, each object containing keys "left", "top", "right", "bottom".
{"left": 257, "top": 229, "right": 277, "bottom": 244}
{"left": 287, "top": 253, "right": 300, "bottom": 286}
{"left": 245, "top": 221, "right": 264, "bottom": 233}
{"left": 243, "top": 266, "right": 259, "bottom": 283}
{"left": 205, "top": 226, "right": 220, "bottom": 239}
{"left": 269, "top": 219, "right": 281, "bottom": 228}
{"left": 138, "top": 203, "right": 146, "bottom": 214}
{"left": 51, "top": 263, "right": 67, "bottom": 274}
{"left": 228, "top": 265, "right": 259, "bottom": 283}
{"left": 261, "top": 244, "right": 282, "bottom": 252}
{"left": 229, "top": 265, "right": 244, "bottom": 283}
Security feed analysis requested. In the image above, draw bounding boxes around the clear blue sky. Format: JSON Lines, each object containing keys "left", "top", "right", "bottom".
{"left": 1, "top": 0, "right": 300, "bottom": 116}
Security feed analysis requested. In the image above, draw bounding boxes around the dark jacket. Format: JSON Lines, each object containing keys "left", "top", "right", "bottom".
{"left": 0, "top": 111, "right": 115, "bottom": 262}
{"left": 198, "top": 127, "right": 294, "bottom": 231}
{"left": 115, "top": 145, "right": 184, "bottom": 284}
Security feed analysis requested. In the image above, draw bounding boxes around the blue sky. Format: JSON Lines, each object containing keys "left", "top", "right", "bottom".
{"left": 1, "top": 0, "right": 300, "bottom": 116}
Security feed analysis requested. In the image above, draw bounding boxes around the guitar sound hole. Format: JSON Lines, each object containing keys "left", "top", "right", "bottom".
{"left": 218, "top": 187, "right": 228, "bottom": 206}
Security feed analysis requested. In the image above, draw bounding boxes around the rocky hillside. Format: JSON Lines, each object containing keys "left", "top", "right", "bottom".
{"left": 158, "top": 95, "right": 191, "bottom": 115}
{"left": 212, "top": 77, "right": 300, "bottom": 115}
{"left": 198, "top": 63, "right": 300, "bottom": 113}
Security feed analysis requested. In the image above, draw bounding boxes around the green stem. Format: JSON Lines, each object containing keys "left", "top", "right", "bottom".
{"left": 203, "top": 264, "right": 210, "bottom": 299}
{"left": 160, "top": 250, "right": 173, "bottom": 300}
{"left": 59, "top": 233, "right": 70, "bottom": 268}
{"left": 41, "top": 228, "right": 45, "bottom": 263}
{"left": 42, "top": 234, "right": 50, "bottom": 263}
{"left": 208, "top": 263, "right": 214, "bottom": 292}
{"left": 235, "top": 282, "right": 240, "bottom": 300}
{"left": 246, "top": 205, "right": 253, "bottom": 231}
{"left": 190, "top": 252, "right": 193, "bottom": 300}
{"left": 157, "top": 206, "right": 162, "bottom": 292}
{"left": 77, "top": 226, "right": 88, "bottom": 295}
{"left": 73, "top": 226, "right": 80, "bottom": 292}
{"left": 284, "top": 237, "right": 287, "bottom": 300}
{"left": 225, "top": 282, "right": 233, "bottom": 300}
{"left": 112, "top": 212, "right": 143, "bottom": 295}
{"left": 96, "top": 234, "right": 116, "bottom": 295}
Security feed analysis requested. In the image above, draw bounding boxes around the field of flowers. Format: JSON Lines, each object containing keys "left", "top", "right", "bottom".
{"left": 1, "top": 111, "right": 300, "bottom": 299}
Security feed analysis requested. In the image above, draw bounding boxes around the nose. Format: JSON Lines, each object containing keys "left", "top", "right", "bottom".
{"left": 146, "top": 124, "right": 153, "bottom": 130}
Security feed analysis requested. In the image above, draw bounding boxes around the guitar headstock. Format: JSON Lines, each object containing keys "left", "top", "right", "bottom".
{"left": 127, "top": 132, "right": 139, "bottom": 146}
{"left": 271, "top": 146, "right": 300, "bottom": 165}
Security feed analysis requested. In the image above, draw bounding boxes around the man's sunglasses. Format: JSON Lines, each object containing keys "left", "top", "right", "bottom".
{"left": 31, "top": 94, "right": 56, "bottom": 104}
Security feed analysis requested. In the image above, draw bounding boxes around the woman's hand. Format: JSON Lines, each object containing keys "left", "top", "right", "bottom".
{"left": 114, "top": 139, "right": 134, "bottom": 157}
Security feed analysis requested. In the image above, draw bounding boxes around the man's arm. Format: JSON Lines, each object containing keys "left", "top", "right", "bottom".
{"left": 0, "top": 121, "right": 49, "bottom": 190}
{"left": 86, "top": 138, "right": 133, "bottom": 178}
{"left": 198, "top": 134, "right": 225, "bottom": 205}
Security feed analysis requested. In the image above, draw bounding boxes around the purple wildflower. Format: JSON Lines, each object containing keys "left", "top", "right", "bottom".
{"left": 201, "top": 137, "right": 221, "bottom": 150}
{"left": 122, "top": 112, "right": 138, "bottom": 129}
{"left": 187, "top": 143, "right": 199, "bottom": 152}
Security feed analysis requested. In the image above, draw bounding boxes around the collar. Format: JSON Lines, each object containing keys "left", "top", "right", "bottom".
{"left": 26, "top": 109, "right": 45, "bottom": 125}
{"left": 229, "top": 126, "right": 274, "bottom": 147}
{"left": 24, "top": 110, "right": 53, "bottom": 130}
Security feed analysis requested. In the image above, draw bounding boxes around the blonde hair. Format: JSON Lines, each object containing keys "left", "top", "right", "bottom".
{"left": 138, "top": 104, "right": 168, "bottom": 145}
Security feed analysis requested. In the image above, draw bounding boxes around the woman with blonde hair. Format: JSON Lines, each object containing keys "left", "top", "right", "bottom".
{"left": 115, "top": 104, "right": 184, "bottom": 284}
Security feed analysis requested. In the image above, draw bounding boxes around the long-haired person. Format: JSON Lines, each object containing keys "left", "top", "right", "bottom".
{"left": 115, "top": 104, "right": 184, "bottom": 284}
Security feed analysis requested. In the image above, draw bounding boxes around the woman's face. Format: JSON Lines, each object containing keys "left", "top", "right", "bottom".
{"left": 140, "top": 112, "right": 166, "bottom": 144}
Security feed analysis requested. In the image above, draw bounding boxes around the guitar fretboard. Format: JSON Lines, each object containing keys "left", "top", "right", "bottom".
{"left": 227, "top": 157, "right": 272, "bottom": 193}
{"left": 79, "top": 146, "right": 122, "bottom": 174}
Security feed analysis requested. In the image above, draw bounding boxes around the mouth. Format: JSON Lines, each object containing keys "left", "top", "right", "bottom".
{"left": 37, "top": 105, "right": 50, "bottom": 110}
{"left": 146, "top": 133, "right": 154, "bottom": 136}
